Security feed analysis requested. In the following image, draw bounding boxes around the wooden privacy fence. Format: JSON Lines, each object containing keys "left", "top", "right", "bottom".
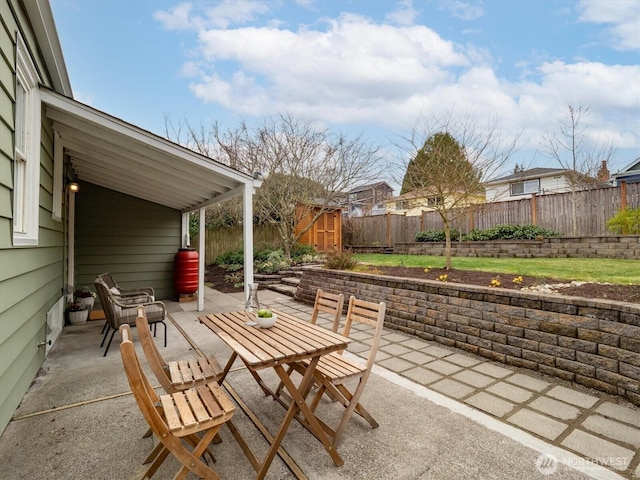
{"left": 199, "top": 224, "right": 283, "bottom": 265}
{"left": 345, "top": 183, "right": 639, "bottom": 246}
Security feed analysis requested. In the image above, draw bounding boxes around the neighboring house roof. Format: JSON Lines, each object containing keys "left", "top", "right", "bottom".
{"left": 348, "top": 181, "right": 393, "bottom": 194}
{"left": 617, "top": 157, "right": 640, "bottom": 173}
{"left": 387, "top": 187, "right": 485, "bottom": 204}
{"left": 485, "top": 168, "right": 566, "bottom": 185}
{"left": 40, "top": 87, "right": 259, "bottom": 212}
{"left": 610, "top": 157, "right": 640, "bottom": 184}
{"left": 389, "top": 188, "right": 442, "bottom": 201}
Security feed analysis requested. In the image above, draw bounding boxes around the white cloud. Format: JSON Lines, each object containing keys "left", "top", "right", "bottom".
{"left": 577, "top": 0, "right": 640, "bottom": 50}
{"left": 193, "top": 13, "right": 468, "bottom": 117}
{"left": 438, "top": 0, "right": 484, "bottom": 21}
{"left": 155, "top": 0, "right": 271, "bottom": 30}
{"left": 157, "top": 2, "right": 639, "bottom": 169}
{"left": 386, "top": 0, "right": 419, "bottom": 26}
{"left": 154, "top": 2, "right": 195, "bottom": 30}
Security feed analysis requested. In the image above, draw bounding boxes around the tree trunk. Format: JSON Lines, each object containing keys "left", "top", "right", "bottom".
{"left": 444, "top": 220, "right": 452, "bottom": 270}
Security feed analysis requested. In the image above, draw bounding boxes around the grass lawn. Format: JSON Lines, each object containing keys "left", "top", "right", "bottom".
{"left": 352, "top": 254, "right": 640, "bottom": 285}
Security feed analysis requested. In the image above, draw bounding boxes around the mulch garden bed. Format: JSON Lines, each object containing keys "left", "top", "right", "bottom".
{"left": 205, "top": 265, "right": 640, "bottom": 304}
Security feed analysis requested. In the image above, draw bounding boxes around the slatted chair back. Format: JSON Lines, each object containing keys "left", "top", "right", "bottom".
{"left": 309, "top": 289, "right": 344, "bottom": 332}
{"left": 119, "top": 324, "right": 235, "bottom": 480}
{"left": 341, "top": 295, "right": 385, "bottom": 362}
{"left": 135, "top": 306, "right": 222, "bottom": 393}
{"left": 273, "top": 289, "right": 345, "bottom": 400}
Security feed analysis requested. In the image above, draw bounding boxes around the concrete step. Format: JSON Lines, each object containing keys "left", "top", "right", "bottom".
{"left": 254, "top": 273, "right": 283, "bottom": 285}
{"left": 281, "top": 277, "right": 300, "bottom": 287}
{"left": 266, "top": 283, "right": 297, "bottom": 297}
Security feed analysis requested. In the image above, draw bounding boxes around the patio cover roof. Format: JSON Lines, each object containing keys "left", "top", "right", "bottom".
{"left": 39, "top": 87, "right": 257, "bottom": 212}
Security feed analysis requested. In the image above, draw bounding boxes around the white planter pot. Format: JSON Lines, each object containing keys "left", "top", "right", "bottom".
{"left": 76, "top": 297, "right": 95, "bottom": 310}
{"left": 68, "top": 310, "right": 89, "bottom": 325}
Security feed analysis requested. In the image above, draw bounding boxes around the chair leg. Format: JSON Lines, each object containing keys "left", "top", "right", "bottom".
{"left": 332, "top": 379, "right": 377, "bottom": 447}
{"left": 101, "top": 320, "right": 108, "bottom": 334}
{"left": 100, "top": 325, "right": 111, "bottom": 348}
{"left": 103, "top": 329, "right": 117, "bottom": 357}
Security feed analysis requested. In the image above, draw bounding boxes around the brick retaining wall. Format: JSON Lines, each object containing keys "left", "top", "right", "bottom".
{"left": 392, "top": 236, "right": 640, "bottom": 259}
{"left": 295, "top": 268, "right": 640, "bottom": 405}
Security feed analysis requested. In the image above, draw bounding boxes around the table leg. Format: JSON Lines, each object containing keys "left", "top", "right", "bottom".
{"left": 264, "top": 360, "right": 343, "bottom": 473}
{"left": 220, "top": 351, "right": 238, "bottom": 383}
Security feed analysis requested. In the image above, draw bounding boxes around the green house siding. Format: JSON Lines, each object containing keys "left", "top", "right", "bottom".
{"left": 75, "top": 182, "right": 182, "bottom": 300}
{"left": 0, "top": 0, "right": 66, "bottom": 435}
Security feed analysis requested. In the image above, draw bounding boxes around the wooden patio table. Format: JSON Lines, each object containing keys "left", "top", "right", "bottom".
{"left": 199, "top": 309, "right": 351, "bottom": 480}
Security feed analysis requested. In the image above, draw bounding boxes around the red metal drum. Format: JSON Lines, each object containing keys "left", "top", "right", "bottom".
{"left": 174, "top": 248, "right": 199, "bottom": 295}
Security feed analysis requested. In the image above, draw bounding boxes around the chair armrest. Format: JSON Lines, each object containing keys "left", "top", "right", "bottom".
{"left": 111, "top": 298, "right": 166, "bottom": 325}
{"left": 118, "top": 287, "right": 155, "bottom": 297}
{"left": 115, "top": 293, "right": 154, "bottom": 305}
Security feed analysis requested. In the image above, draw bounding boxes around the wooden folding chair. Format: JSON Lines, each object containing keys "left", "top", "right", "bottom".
{"left": 119, "top": 324, "right": 235, "bottom": 480}
{"left": 309, "top": 288, "right": 345, "bottom": 332}
{"left": 135, "top": 306, "right": 223, "bottom": 393}
{"left": 309, "top": 296, "right": 386, "bottom": 447}
{"left": 274, "top": 289, "right": 344, "bottom": 399}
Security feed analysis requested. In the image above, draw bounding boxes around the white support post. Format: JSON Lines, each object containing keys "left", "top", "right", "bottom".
{"left": 243, "top": 182, "right": 254, "bottom": 300}
{"left": 198, "top": 208, "right": 205, "bottom": 311}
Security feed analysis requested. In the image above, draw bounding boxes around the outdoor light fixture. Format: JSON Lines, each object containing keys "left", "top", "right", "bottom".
{"left": 67, "top": 181, "right": 79, "bottom": 193}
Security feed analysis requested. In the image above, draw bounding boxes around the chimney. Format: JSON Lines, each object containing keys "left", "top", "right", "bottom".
{"left": 597, "top": 160, "right": 610, "bottom": 182}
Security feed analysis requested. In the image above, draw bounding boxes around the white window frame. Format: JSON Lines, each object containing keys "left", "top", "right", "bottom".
{"left": 510, "top": 179, "right": 540, "bottom": 196}
{"left": 13, "top": 34, "right": 41, "bottom": 246}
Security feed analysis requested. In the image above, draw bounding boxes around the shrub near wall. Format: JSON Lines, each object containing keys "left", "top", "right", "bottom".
{"left": 295, "top": 267, "right": 640, "bottom": 405}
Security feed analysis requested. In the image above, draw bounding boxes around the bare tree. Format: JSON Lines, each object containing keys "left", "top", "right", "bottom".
{"left": 166, "top": 113, "right": 383, "bottom": 259}
{"left": 394, "top": 111, "right": 519, "bottom": 269}
{"left": 542, "top": 103, "right": 615, "bottom": 236}
{"left": 249, "top": 114, "right": 382, "bottom": 258}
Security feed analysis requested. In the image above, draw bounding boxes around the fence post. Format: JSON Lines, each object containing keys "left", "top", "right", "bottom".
{"left": 468, "top": 205, "right": 474, "bottom": 231}
{"left": 530, "top": 193, "right": 537, "bottom": 225}
{"left": 386, "top": 213, "right": 392, "bottom": 246}
{"left": 621, "top": 182, "right": 627, "bottom": 210}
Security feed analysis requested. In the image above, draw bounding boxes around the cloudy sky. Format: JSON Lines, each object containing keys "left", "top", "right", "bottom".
{"left": 51, "top": 0, "right": 640, "bottom": 189}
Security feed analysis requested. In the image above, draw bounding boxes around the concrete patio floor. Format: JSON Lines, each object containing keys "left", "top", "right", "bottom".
{"left": 1, "top": 287, "right": 638, "bottom": 479}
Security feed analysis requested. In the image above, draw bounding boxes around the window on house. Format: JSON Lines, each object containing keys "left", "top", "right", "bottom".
{"left": 427, "top": 196, "right": 443, "bottom": 207}
{"left": 13, "top": 34, "right": 41, "bottom": 246}
{"left": 510, "top": 179, "right": 539, "bottom": 196}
